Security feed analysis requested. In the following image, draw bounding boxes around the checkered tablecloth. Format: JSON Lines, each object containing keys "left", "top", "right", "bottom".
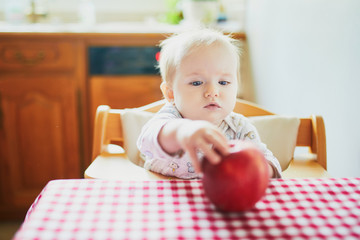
{"left": 14, "top": 178, "right": 360, "bottom": 240}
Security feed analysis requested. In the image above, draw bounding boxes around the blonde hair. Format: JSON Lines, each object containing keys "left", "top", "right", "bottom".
{"left": 158, "top": 28, "right": 241, "bottom": 86}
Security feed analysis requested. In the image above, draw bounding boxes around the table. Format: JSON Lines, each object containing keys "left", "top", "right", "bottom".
{"left": 14, "top": 178, "right": 360, "bottom": 239}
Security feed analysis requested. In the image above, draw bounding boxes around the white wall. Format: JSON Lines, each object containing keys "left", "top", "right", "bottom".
{"left": 245, "top": 0, "right": 360, "bottom": 177}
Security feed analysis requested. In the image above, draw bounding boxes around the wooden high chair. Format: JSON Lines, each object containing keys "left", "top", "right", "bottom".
{"left": 84, "top": 99, "right": 329, "bottom": 180}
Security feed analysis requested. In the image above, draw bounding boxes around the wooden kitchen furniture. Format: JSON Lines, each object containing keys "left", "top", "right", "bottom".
{"left": 0, "top": 32, "right": 246, "bottom": 220}
{"left": 0, "top": 35, "right": 85, "bottom": 220}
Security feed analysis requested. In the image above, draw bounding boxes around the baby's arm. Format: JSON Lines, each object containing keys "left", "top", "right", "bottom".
{"left": 158, "top": 119, "right": 229, "bottom": 173}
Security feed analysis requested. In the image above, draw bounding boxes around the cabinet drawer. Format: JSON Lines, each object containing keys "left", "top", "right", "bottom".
{"left": 0, "top": 41, "right": 76, "bottom": 71}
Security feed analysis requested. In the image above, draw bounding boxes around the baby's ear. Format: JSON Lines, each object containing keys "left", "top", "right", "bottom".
{"left": 160, "top": 82, "right": 174, "bottom": 102}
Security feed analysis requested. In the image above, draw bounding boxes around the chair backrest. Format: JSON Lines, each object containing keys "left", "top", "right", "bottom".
{"left": 91, "top": 99, "right": 327, "bottom": 170}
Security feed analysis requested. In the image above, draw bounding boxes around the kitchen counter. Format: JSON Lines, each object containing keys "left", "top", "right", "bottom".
{"left": 0, "top": 20, "right": 244, "bottom": 34}
{"left": 0, "top": 21, "right": 246, "bottom": 46}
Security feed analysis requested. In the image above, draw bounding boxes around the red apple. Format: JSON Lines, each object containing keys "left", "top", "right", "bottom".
{"left": 201, "top": 140, "right": 269, "bottom": 212}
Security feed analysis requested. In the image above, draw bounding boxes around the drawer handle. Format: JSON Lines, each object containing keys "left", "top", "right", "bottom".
{"left": 15, "top": 51, "right": 45, "bottom": 65}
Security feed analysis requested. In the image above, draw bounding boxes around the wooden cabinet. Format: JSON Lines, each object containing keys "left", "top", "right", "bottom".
{"left": 0, "top": 39, "right": 83, "bottom": 220}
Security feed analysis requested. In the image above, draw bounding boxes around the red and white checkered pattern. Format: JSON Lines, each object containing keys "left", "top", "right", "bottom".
{"left": 14, "top": 178, "right": 360, "bottom": 240}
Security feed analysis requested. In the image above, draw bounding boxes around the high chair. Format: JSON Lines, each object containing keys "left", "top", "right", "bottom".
{"left": 84, "top": 99, "right": 329, "bottom": 180}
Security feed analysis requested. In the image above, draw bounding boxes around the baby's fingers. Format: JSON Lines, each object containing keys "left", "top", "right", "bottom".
{"left": 194, "top": 140, "right": 222, "bottom": 165}
{"left": 201, "top": 147, "right": 222, "bottom": 165}
{"left": 205, "top": 131, "right": 229, "bottom": 160}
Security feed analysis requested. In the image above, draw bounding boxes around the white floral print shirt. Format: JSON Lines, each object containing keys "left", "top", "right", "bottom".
{"left": 137, "top": 103, "right": 282, "bottom": 179}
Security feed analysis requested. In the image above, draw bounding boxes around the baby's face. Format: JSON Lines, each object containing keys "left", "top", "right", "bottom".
{"left": 171, "top": 43, "right": 238, "bottom": 126}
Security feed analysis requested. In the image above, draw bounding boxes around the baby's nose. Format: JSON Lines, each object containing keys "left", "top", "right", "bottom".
{"left": 205, "top": 84, "right": 219, "bottom": 98}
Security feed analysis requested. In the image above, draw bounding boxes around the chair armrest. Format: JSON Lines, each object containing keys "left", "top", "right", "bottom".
{"left": 282, "top": 155, "right": 330, "bottom": 178}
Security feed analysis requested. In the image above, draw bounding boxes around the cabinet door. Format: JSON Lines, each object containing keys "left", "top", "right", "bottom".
{"left": 0, "top": 75, "right": 81, "bottom": 219}
{"left": 90, "top": 75, "right": 163, "bottom": 125}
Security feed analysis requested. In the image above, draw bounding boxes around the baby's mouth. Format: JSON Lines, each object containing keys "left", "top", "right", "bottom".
{"left": 204, "top": 102, "right": 221, "bottom": 109}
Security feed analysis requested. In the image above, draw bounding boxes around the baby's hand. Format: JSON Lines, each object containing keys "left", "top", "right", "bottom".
{"left": 176, "top": 120, "right": 229, "bottom": 173}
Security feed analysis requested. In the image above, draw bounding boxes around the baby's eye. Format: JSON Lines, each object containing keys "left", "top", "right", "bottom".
{"left": 190, "top": 81, "right": 203, "bottom": 86}
{"left": 219, "top": 80, "right": 230, "bottom": 86}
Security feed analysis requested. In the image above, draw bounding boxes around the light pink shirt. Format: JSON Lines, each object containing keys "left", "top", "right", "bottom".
{"left": 137, "top": 103, "right": 282, "bottom": 179}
